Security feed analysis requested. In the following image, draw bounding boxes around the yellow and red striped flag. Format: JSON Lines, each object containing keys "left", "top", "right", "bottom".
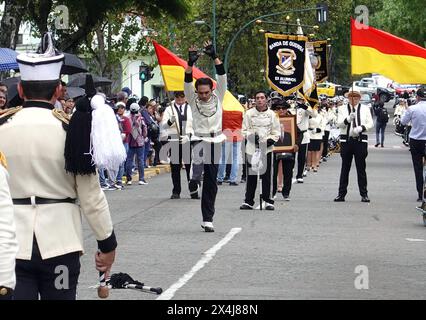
{"left": 152, "top": 41, "right": 244, "bottom": 113}
{"left": 351, "top": 18, "right": 426, "bottom": 84}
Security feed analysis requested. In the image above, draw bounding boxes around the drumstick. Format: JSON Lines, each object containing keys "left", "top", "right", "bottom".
{"left": 98, "top": 271, "right": 109, "bottom": 298}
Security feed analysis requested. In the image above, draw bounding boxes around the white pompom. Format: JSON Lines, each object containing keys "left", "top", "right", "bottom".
{"left": 90, "top": 94, "right": 105, "bottom": 110}
{"left": 90, "top": 94, "right": 127, "bottom": 177}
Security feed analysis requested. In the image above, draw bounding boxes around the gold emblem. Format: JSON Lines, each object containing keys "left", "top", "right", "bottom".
{"left": 276, "top": 49, "right": 296, "bottom": 76}
{"left": 0, "top": 152, "right": 7, "bottom": 169}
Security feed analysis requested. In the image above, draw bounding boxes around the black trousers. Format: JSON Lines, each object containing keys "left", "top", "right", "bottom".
{"left": 296, "top": 143, "right": 308, "bottom": 179}
{"left": 409, "top": 139, "right": 426, "bottom": 199}
{"left": 193, "top": 142, "right": 221, "bottom": 222}
{"left": 244, "top": 152, "right": 274, "bottom": 205}
{"left": 273, "top": 154, "right": 295, "bottom": 197}
{"left": 322, "top": 131, "right": 330, "bottom": 158}
{"left": 338, "top": 140, "right": 368, "bottom": 197}
{"left": 14, "top": 237, "right": 80, "bottom": 300}
{"left": 169, "top": 142, "right": 191, "bottom": 195}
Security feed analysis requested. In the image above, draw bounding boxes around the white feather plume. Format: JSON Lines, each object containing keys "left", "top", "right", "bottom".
{"left": 90, "top": 94, "right": 127, "bottom": 175}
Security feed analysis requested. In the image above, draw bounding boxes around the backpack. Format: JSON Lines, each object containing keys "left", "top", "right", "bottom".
{"left": 377, "top": 107, "right": 389, "bottom": 123}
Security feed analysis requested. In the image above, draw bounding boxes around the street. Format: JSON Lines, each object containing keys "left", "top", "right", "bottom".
{"left": 77, "top": 116, "right": 426, "bottom": 300}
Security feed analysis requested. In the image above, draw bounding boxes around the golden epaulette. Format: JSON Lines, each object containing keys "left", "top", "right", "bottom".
{"left": 52, "top": 109, "right": 71, "bottom": 125}
{"left": 0, "top": 151, "right": 7, "bottom": 169}
{"left": 0, "top": 106, "right": 23, "bottom": 125}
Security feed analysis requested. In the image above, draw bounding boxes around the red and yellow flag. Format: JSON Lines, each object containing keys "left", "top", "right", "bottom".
{"left": 152, "top": 41, "right": 244, "bottom": 113}
{"left": 351, "top": 18, "right": 426, "bottom": 84}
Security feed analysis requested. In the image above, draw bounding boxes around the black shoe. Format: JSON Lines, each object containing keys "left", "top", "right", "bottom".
{"left": 191, "top": 194, "right": 200, "bottom": 199}
{"left": 322, "top": 157, "right": 327, "bottom": 162}
{"left": 229, "top": 182, "right": 239, "bottom": 186}
{"left": 170, "top": 194, "right": 180, "bottom": 199}
{"left": 334, "top": 195, "right": 345, "bottom": 202}
{"left": 417, "top": 197, "right": 423, "bottom": 202}
{"left": 240, "top": 178, "right": 246, "bottom": 183}
{"left": 375, "top": 143, "right": 380, "bottom": 147}
{"left": 223, "top": 176, "right": 230, "bottom": 183}
{"left": 361, "top": 196, "right": 370, "bottom": 203}
{"left": 381, "top": 144, "right": 384, "bottom": 148}
{"left": 240, "top": 203, "right": 254, "bottom": 210}
{"left": 217, "top": 181, "right": 223, "bottom": 185}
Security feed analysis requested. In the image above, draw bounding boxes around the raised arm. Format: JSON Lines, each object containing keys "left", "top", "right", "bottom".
{"left": 184, "top": 45, "right": 200, "bottom": 106}
{"left": 203, "top": 40, "right": 227, "bottom": 103}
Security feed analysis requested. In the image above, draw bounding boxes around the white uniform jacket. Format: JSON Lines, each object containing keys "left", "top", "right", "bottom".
{"left": 160, "top": 101, "right": 194, "bottom": 144}
{"left": 0, "top": 102, "right": 116, "bottom": 260}
{"left": 0, "top": 159, "right": 18, "bottom": 289}
{"left": 242, "top": 107, "right": 280, "bottom": 155}
{"left": 184, "top": 71, "right": 227, "bottom": 144}
{"left": 308, "top": 112, "right": 324, "bottom": 140}
{"left": 337, "top": 103, "right": 374, "bottom": 143}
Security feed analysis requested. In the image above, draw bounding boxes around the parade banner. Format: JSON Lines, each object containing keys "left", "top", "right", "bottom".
{"left": 311, "top": 40, "right": 328, "bottom": 83}
{"left": 265, "top": 33, "right": 307, "bottom": 96}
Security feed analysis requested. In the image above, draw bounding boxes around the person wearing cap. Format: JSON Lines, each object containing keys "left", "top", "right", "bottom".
{"left": 160, "top": 91, "right": 194, "bottom": 199}
{"left": 401, "top": 87, "right": 426, "bottom": 202}
{"left": 0, "top": 152, "right": 18, "bottom": 300}
{"left": 0, "top": 33, "right": 117, "bottom": 300}
{"left": 184, "top": 40, "right": 227, "bottom": 232}
{"left": 334, "top": 90, "right": 374, "bottom": 203}
{"left": 125, "top": 103, "right": 148, "bottom": 185}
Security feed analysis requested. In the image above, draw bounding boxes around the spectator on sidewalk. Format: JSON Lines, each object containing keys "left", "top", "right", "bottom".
{"left": 125, "top": 103, "right": 148, "bottom": 185}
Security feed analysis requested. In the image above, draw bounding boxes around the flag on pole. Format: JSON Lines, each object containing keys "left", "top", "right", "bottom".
{"left": 152, "top": 41, "right": 243, "bottom": 112}
{"left": 351, "top": 18, "right": 426, "bottom": 84}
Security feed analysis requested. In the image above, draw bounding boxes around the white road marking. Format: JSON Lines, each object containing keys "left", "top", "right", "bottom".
{"left": 405, "top": 238, "right": 425, "bottom": 242}
{"left": 156, "top": 227, "right": 242, "bottom": 300}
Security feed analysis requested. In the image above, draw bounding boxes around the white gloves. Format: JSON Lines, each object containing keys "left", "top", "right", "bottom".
{"left": 353, "top": 126, "right": 363, "bottom": 135}
{"left": 346, "top": 112, "right": 356, "bottom": 123}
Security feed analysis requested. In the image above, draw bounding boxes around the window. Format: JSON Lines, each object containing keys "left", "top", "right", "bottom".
{"left": 16, "top": 34, "right": 23, "bottom": 45}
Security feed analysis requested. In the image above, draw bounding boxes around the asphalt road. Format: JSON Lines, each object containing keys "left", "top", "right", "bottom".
{"left": 77, "top": 108, "right": 425, "bottom": 300}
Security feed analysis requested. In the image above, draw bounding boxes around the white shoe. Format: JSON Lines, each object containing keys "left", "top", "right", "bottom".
{"left": 138, "top": 180, "right": 148, "bottom": 185}
{"left": 201, "top": 221, "right": 214, "bottom": 232}
{"left": 126, "top": 180, "right": 132, "bottom": 185}
{"left": 297, "top": 178, "right": 304, "bottom": 183}
{"left": 255, "top": 202, "right": 275, "bottom": 210}
{"left": 303, "top": 170, "right": 308, "bottom": 177}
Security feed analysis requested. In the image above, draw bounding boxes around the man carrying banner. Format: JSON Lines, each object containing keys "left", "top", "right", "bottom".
{"left": 334, "top": 90, "right": 374, "bottom": 203}
{"left": 184, "top": 41, "right": 226, "bottom": 232}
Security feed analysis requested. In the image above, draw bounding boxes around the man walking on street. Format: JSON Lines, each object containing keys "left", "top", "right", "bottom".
{"left": 0, "top": 33, "right": 117, "bottom": 300}
{"left": 374, "top": 101, "right": 389, "bottom": 147}
{"left": 240, "top": 91, "right": 280, "bottom": 210}
{"left": 401, "top": 87, "right": 426, "bottom": 202}
{"left": 334, "top": 90, "right": 374, "bottom": 203}
{"left": 161, "top": 91, "right": 193, "bottom": 199}
{"left": 184, "top": 41, "right": 227, "bottom": 232}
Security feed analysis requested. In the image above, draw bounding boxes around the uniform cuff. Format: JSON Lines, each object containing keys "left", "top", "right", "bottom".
{"left": 215, "top": 63, "right": 225, "bottom": 75}
{"left": 0, "top": 287, "right": 13, "bottom": 300}
{"left": 184, "top": 72, "right": 193, "bottom": 83}
{"left": 97, "top": 230, "right": 117, "bottom": 253}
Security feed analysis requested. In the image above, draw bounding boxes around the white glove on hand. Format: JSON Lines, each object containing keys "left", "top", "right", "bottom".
{"left": 346, "top": 112, "right": 356, "bottom": 122}
{"left": 353, "top": 126, "right": 363, "bottom": 135}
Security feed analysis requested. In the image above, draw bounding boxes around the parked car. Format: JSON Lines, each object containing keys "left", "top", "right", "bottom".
{"left": 352, "top": 77, "right": 395, "bottom": 102}
{"left": 389, "top": 83, "right": 420, "bottom": 97}
{"left": 317, "top": 82, "right": 336, "bottom": 97}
